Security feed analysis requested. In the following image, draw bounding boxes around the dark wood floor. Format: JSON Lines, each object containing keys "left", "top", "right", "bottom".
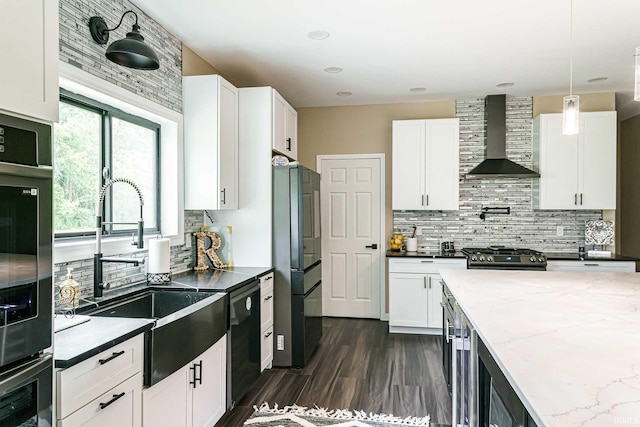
{"left": 215, "top": 317, "right": 452, "bottom": 427}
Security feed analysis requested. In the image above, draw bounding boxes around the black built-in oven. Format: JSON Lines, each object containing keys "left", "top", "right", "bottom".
{"left": 0, "top": 112, "right": 53, "bottom": 426}
{"left": 0, "top": 113, "right": 53, "bottom": 369}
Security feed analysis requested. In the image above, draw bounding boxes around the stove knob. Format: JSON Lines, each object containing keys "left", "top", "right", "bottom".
{"left": 479, "top": 256, "right": 485, "bottom": 262}
{"left": 538, "top": 257, "right": 544, "bottom": 263}
{"left": 471, "top": 255, "right": 477, "bottom": 261}
{"left": 487, "top": 256, "right": 493, "bottom": 262}
{"left": 529, "top": 256, "right": 535, "bottom": 262}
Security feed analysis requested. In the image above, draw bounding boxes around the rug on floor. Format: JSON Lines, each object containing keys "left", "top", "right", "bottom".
{"left": 244, "top": 403, "right": 430, "bottom": 426}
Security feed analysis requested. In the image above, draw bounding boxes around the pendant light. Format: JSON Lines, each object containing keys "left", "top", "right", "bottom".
{"left": 563, "top": 0, "right": 579, "bottom": 135}
{"left": 635, "top": 46, "right": 640, "bottom": 101}
{"left": 89, "top": 10, "right": 160, "bottom": 70}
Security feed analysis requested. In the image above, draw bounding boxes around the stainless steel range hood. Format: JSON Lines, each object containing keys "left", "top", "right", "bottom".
{"left": 466, "top": 95, "right": 540, "bottom": 179}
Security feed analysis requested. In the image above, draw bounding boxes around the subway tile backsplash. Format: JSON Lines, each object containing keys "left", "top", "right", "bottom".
{"left": 393, "top": 97, "right": 602, "bottom": 252}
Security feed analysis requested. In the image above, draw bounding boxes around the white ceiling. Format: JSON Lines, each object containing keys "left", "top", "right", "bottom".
{"left": 132, "top": 0, "right": 640, "bottom": 109}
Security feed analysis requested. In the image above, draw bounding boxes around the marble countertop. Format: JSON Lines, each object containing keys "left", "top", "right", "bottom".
{"left": 169, "top": 266, "right": 274, "bottom": 292}
{"left": 439, "top": 269, "right": 640, "bottom": 427}
{"left": 545, "top": 252, "right": 637, "bottom": 262}
{"left": 54, "top": 316, "right": 154, "bottom": 368}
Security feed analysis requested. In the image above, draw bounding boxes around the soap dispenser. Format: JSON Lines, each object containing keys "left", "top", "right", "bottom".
{"left": 59, "top": 268, "right": 80, "bottom": 309}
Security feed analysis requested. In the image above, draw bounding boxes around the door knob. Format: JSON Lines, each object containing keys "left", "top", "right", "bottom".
{"left": 365, "top": 244, "right": 378, "bottom": 249}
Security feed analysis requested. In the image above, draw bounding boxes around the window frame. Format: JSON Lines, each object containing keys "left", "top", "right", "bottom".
{"left": 56, "top": 89, "right": 162, "bottom": 239}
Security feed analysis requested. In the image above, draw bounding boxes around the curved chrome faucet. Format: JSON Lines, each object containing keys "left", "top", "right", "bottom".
{"left": 94, "top": 178, "right": 145, "bottom": 297}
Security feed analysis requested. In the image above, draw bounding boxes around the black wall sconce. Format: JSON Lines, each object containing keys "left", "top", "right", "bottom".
{"left": 89, "top": 10, "right": 159, "bottom": 70}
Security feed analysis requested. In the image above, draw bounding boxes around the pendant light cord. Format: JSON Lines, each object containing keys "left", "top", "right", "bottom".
{"left": 104, "top": 10, "right": 139, "bottom": 33}
{"left": 569, "top": 0, "right": 574, "bottom": 97}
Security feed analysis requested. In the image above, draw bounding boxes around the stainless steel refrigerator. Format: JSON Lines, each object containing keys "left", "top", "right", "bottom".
{"left": 272, "top": 165, "right": 322, "bottom": 367}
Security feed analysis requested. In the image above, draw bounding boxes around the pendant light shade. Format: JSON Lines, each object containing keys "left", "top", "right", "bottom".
{"left": 635, "top": 46, "right": 640, "bottom": 101}
{"left": 562, "top": 0, "right": 579, "bottom": 135}
{"left": 89, "top": 11, "right": 159, "bottom": 70}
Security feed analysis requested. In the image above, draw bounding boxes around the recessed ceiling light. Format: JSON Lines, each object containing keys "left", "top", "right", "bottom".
{"left": 324, "top": 67, "right": 343, "bottom": 73}
{"left": 496, "top": 82, "right": 515, "bottom": 88}
{"left": 410, "top": 87, "right": 427, "bottom": 93}
{"left": 307, "top": 30, "right": 330, "bottom": 40}
{"left": 336, "top": 91, "right": 352, "bottom": 97}
{"left": 587, "top": 77, "right": 608, "bottom": 83}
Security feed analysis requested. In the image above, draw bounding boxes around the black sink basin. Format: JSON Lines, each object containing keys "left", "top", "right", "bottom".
{"left": 85, "top": 288, "right": 228, "bottom": 386}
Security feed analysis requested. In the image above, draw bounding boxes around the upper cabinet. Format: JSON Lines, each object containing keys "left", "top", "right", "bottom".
{"left": 272, "top": 90, "right": 298, "bottom": 160}
{"left": 0, "top": 0, "right": 59, "bottom": 122}
{"left": 392, "top": 119, "right": 460, "bottom": 210}
{"left": 533, "top": 112, "right": 616, "bottom": 210}
{"left": 183, "top": 75, "right": 239, "bottom": 210}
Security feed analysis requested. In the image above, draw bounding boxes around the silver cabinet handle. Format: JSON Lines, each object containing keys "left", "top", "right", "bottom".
{"left": 580, "top": 193, "right": 583, "bottom": 205}
{"left": 584, "top": 263, "right": 599, "bottom": 267}
{"left": 426, "top": 194, "right": 429, "bottom": 206}
{"left": 264, "top": 331, "right": 273, "bottom": 339}
{"left": 264, "top": 295, "right": 273, "bottom": 301}
{"left": 428, "top": 276, "right": 431, "bottom": 289}
{"left": 574, "top": 193, "right": 577, "bottom": 205}
{"left": 421, "top": 260, "right": 434, "bottom": 263}
{"left": 423, "top": 276, "right": 427, "bottom": 289}
{"left": 221, "top": 188, "right": 226, "bottom": 204}
{"left": 421, "top": 195, "right": 425, "bottom": 206}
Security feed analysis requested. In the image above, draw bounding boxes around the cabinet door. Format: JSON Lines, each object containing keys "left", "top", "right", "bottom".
{"left": 285, "top": 104, "right": 298, "bottom": 160}
{"left": 218, "top": 78, "right": 239, "bottom": 209}
{"left": 59, "top": 373, "right": 142, "bottom": 427}
{"left": 536, "top": 114, "right": 579, "bottom": 209}
{"left": 260, "top": 289, "right": 274, "bottom": 333}
{"left": 272, "top": 91, "right": 288, "bottom": 155}
{"left": 392, "top": 120, "right": 426, "bottom": 210}
{"left": 426, "top": 274, "right": 443, "bottom": 329}
{"left": 191, "top": 337, "right": 227, "bottom": 427}
{"left": 0, "top": 0, "right": 58, "bottom": 122}
{"left": 142, "top": 366, "right": 191, "bottom": 427}
{"left": 425, "top": 119, "right": 459, "bottom": 210}
{"left": 261, "top": 325, "right": 274, "bottom": 372}
{"left": 579, "top": 112, "right": 616, "bottom": 209}
{"left": 389, "top": 273, "right": 428, "bottom": 327}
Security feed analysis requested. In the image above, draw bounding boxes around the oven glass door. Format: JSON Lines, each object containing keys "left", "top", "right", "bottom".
{"left": 0, "top": 186, "right": 38, "bottom": 296}
{"left": 0, "top": 355, "right": 52, "bottom": 427}
{"left": 0, "top": 170, "right": 52, "bottom": 368}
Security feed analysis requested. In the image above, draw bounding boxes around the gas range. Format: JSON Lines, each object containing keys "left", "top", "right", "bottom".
{"left": 461, "top": 246, "right": 547, "bottom": 270}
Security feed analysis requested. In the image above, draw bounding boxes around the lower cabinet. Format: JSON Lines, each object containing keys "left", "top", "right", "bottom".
{"left": 388, "top": 258, "right": 466, "bottom": 334}
{"left": 58, "top": 373, "right": 142, "bottom": 427}
{"left": 142, "top": 335, "right": 227, "bottom": 427}
{"left": 547, "top": 260, "right": 635, "bottom": 272}
{"left": 260, "top": 272, "right": 274, "bottom": 371}
{"left": 57, "top": 335, "right": 144, "bottom": 426}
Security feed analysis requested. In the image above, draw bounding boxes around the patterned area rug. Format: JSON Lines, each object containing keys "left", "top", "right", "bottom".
{"left": 244, "top": 403, "right": 430, "bottom": 426}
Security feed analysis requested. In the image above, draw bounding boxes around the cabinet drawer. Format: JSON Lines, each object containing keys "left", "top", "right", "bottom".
{"left": 57, "top": 335, "right": 143, "bottom": 419}
{"left": 389, "top": 258, "right": 466, "bottom": 274}
{"left": 261, "top": 326, "right": 274, "bottom": 372}
{"left": 260, "top": 272, "right": 274, "bottom": 294}
{"left": 547, "top": 260, "right": 635, "bottom": 272}
{"left": 261, "top": 289, "right": 274, "bottom": 333}
{"left": 58, "top": 372, "right": 142, "bottom": 427}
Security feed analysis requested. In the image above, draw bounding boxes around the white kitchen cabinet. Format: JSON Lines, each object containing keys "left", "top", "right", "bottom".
{"left": 260, "top": 272, "right": 274, "bottom": 371}
{"left": 272, "top": 90, "right": 298, "bottom": 160}
{"left": 58, "top": 373, "right": 142, "bottom": 427}
{"left": 547, "top": 260, "right": 635, "bottom": 272}
{"left": 0, "top": 0, "right": 59, "bottom": 122}
{"left": 533, "top": 112, "right": 616, "bottom": 210}
{"left": 388, "top": 258, "right": 466, "bottom": 334}
{"left": 57, "top": 335, "right": 144, "bottom": 426}
{"left": 142, "top": 335, "right": 226, "bottom": 427}
{"left": 392, "top": 119, "right": 459, "bottom": 210}
{"left": 184, "top": 75, "right": 239, "bottom": 210}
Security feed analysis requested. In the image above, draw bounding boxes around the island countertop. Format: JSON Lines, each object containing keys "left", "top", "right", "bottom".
{"left": 439, "top": 269, "right": 640, "bottom": 427}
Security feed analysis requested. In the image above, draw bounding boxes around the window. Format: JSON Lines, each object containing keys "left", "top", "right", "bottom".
{"left": 55, "top": 91, "right": 160, "bottom": 238}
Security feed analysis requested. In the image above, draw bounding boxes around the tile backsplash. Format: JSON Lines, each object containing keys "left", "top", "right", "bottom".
{"left": 393, "top": 97, "right": 602, "bottom": 252}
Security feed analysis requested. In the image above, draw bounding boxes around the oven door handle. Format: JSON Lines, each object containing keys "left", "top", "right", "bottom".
{"left": 0, "top": 354, "right": 52, "bottom": 391}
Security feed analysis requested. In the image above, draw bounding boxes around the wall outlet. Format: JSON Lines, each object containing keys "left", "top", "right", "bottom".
{"left": 556, "top": 226, "right": 564, "bottom": 237}
{"left": 277, "top": 335, "right": 284, "bottom": 351}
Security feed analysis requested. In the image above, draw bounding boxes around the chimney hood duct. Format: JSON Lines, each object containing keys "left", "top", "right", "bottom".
{"left": 466, "top": 95, "right": 540, "bottom": 179}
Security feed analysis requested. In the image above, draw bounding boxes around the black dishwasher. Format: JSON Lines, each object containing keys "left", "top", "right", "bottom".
{"left": 228, "top": 280, "right": 261, "bottom": 407}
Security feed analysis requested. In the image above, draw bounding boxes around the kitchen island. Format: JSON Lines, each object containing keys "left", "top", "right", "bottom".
{"left": 440, "top": 269, "right": 640, "bottom": 427}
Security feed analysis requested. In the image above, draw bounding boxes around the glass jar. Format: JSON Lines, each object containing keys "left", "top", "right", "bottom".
{"left": 389, "top": 228, "right": 404, "bottom": 251}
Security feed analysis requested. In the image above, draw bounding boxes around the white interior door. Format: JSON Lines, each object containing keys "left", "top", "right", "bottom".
{"left": 319, "top": 156, "right": 383, "bottom": 318}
